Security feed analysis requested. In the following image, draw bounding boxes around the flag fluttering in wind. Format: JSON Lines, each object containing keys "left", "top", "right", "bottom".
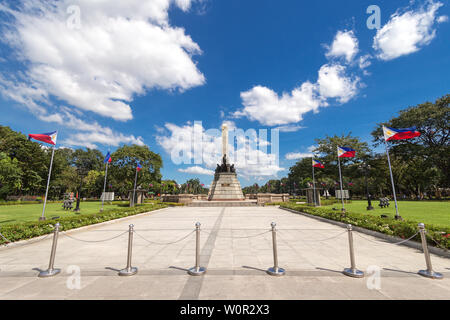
{"left": 312, "top": 159, "right": 325, "bottom": 168}
{"left": 136, "top": 162, "right": 142, "bottom": 171}
{"left": 104, "top": 152, "right": 112, "bottom": 163}
{"left": 28, "top": 131, "right": 58, "bottom": 145}
{"left": 337, "top": 146, "right": 356, "bottom": 158}
{"left": 383, "top": 126, "right": 421, "bottom": 141}
{"left": 28, "top": 130, "right": 58, "bottom": 220}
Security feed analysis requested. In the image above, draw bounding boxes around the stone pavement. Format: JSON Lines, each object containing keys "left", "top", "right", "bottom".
{"left": 0, "top": 206, "right": 449, "bottom": 300}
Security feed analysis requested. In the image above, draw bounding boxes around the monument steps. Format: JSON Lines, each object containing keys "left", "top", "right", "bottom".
{"left": 188, "top": 201, "right": 259, "bottom": 207}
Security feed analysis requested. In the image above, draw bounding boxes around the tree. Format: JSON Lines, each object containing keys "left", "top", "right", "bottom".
{"left": 0, "top": 152, "right": 23, "bottom": 199}
{"left": 372, "top": 94, "right": 450, "bottom": 187}
{"left": 109, "top": 145, "right": 163, "bottom": 196}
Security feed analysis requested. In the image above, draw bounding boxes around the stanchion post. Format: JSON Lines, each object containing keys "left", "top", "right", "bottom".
{"left": 343, "top": 224, "right": 364, "bottom": 278}
{"left": 418, "top": 223, "right": 443, "bottom": 279}
{"left": 267, "top": 222, "right": 285, "bottom": 276}
{"left": 39, "top": 223, "right": 61, "bottom": 278}
{"left": 188, "top": 222, "right": 206, "bottom": 276}
{"left": 119, "top": 224, "right": 138, "bottom": 276}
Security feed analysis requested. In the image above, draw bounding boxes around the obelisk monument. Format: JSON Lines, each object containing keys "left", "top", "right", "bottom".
{"left": 208, "top": 124, "right": 244, "bottom": 201}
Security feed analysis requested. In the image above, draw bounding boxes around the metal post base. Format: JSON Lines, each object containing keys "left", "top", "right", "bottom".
{"left": 38, "top": 268, "right": 61, "bottom": 278}
{"left": 119, "top": 267, "right": 138, "bottom": 276}
{"left": 267, "top": 267, "right": 285, "bottom": 276}
{"left": 188, "top": 267, "right": 206, "bottom": 276}
{"left": 366, "top": 206, "right": 374, "bottom": 210}
{"left": 418, "top": 270, "right": 443, "bottom": 279}
{"left": 343, "top": 268, "right": 364, "bottom": 278}
{"left": 394, "top": 215, "right": 403, "bottom": 221}
{"left": 38, "top": 217, "right": 46, "bottom": 221}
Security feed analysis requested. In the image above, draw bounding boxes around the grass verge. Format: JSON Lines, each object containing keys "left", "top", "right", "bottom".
{"left": 280, "top": 203, "right": 450, "bottom": 250}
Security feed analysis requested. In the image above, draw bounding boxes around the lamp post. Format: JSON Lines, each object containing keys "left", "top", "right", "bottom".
{"left": 359, "top": 163, "right": 373, "bottom": 210}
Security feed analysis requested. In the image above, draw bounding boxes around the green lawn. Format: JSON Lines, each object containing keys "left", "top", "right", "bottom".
{"left": 0, "top": 201, "right": 146, "bottom": 225}
{"left": 322, "top": 200, "right": 450, "bottom": 228}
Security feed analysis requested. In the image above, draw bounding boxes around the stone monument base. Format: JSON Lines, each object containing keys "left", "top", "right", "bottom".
{"left": 208, "top": 172, "right": 245, "bottom": 201}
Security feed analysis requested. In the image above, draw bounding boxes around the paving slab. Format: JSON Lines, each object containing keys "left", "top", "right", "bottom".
{"left": 0, "top": 206, "right": 449, "bottom": 300}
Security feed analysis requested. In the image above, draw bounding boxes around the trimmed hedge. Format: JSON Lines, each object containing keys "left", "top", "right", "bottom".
{"left": 280, "top": 203, "right": 450, "bottom": 250}
{"left": 0, "top": 203, "right": 168, "bottom": 245}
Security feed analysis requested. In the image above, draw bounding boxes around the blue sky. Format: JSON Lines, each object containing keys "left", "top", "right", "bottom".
{"left": 0, "top": 0, "right": 449, "bottom": 187}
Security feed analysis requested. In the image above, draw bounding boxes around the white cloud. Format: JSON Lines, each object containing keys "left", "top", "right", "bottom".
{"left": 275, "top": 125, "right": 305, "bottom": 132}
{"left": 325, "top": 30, "right": 359, "bottom": 63}
{"left": 437, "top": 15, "right": 448, "bottom": 23}
{"left": 0, "top": 0, "right": 204, "bottom": 121}
{"left": 178, "top": 166, "right": 214, "bottom": 175}
{"left": 156, "top": 121, "right": 285, "bottom": 178}
{"left": 358, "top": 54, "right": 372, "bottom": 70}
{"left": 373, "top": 1, "right": 444, "bottom": 61}
{"left": 234, "top": 62, "right": 358, "bottom": 126}
{"left": 285, "top": 152, "right": 313, "bottom": 160}
{"left": 317, "top": 64, "right": 359, "bottom": 103}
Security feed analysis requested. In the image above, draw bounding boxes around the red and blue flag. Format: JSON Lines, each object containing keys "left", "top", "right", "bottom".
{"left": 104, "top": 152, "right": 112, "bottom": 163}
{"left": 28, "top": 131, "right": 57, "bottom": 145}
{"left": 136, "top": 162, "right": 142, "bottom": 171}
{"left": 383, "top": 126, "right": 421, "bottom": 141}
{"left": 312, "top": 159, "right": 325, "bottom": 168}
{"left": 337, "top": 146, "right": 356, "bottom": 158}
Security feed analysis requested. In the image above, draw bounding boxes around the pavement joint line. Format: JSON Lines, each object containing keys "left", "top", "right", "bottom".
{"left": 178, "top": 207, "right": 226, "bottom": 300}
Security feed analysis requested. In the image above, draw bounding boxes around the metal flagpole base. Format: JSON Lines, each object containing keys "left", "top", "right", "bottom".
{"left": 188, "top": 267, "right": 206, "bottom": 276}
{"left": 418, "top": 270, "right": 443, "bottom": 280}
{"left": 39, "top": 217, "right": 46, "bottom": 221}
{"left": 394, "top": 216, "right": 403, "bottom": 221}
{"left": 267, "top": 267, "right": 285, "bottom": 276}
{"left": 343, "top": 268, "right": 364, "bottom": 278}
{"left": 119, "top": 267, "right": 138, "bottom": 276}
{"left": 39, "top": 268, "right": 61, "bottom": 278}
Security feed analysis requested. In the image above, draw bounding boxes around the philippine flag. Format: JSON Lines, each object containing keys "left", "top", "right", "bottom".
{"left": 136, "top": 162, "right": 142, "bottom": 171}
{"left": 337, "top": 146, "right": 356, "bottom": 158}
{"left": 383, "top": 126, "right": 421, "bottom": 141}
{"left": 312, "top": 159, "right": 325, "bottom": 168}
{"left": 28, "top": 131, "right": 57, "bottom": 145}
{"left": 104, "top": 152, "right": 112, "bottom": 164}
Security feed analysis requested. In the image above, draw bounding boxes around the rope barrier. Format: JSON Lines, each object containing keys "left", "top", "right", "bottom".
{"left": 61, "top": 231, "right": 128, "bottom": 243}
{"left": 133, "top": 230, "right": 195, "bottom": 245}
{"left": 355, "top": 231, "right": 419, "bottom": 246}
{"left": 201, "top": 229, "right": 271, "bottom": 239}
{"left": 277, "top": 230, "right": 348, "bottom": 242}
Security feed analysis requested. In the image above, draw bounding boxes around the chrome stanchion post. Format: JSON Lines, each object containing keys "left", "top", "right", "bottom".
{"left": 343, "top": 224, "right": 364, "bottom": 278}
{"left": 39, "top": 223, "right": 61, "bottom": 278}
{"left": 267, "top": 222, "right": 285, "bottom": 276}
{"left": 188, "top": 222, "right": 206, "bottom": 276}
{"left": 418, "top": 223, "right": 443, "bottom": 279}
{"left": 119, "top": 224, "right": 138, "bottom": 276}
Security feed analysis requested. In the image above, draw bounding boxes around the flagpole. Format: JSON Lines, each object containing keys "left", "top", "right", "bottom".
{"left": 101, "top": 161, "right": 109, "bottom": 212}
{"left": 337, "top": 149, "right": 345, "bottom": 212}
{"left": 384, "top": 139, "right": 401, "bottom": 220}
{"left": 132, "top": 166, "right": 138, "bottom": 207}
{"left": 40, "top": 146, "right": 55, "bottom": 221}
{"left": 312, "top": 159, "right": 317, "bottom": 207}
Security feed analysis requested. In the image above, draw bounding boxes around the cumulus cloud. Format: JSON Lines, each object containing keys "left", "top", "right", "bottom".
{"left": 0, "top": 0, "right": 204, "bottom": 121}
{"left": 156, "top": 121, "right": 285, "bottom": 178}
{"left": 285, "top": 145, "right": 316, "bottom": 160}
{"left": 234, "top": 63, "right": 358, "bottom": 126}
{"left": 373, "top": 1, "right": 444, "bottom": 61}
{"left": 178, "top": 166, "right": 214, "bottom": 175}
{"left": 325, "top": 30, "right": 359, "bottom": 63}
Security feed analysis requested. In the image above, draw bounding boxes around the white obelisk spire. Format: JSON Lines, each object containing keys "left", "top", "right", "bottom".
{"left": 222, "top": 124, "right": 228, "bottom": 162}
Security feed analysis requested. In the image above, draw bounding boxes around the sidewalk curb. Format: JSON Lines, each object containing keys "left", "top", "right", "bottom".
{"left": 279, "top": 206, "right": 450, "bottom": 259}
{"left": 0, "top": 206, "right": 173, "bottom": 251}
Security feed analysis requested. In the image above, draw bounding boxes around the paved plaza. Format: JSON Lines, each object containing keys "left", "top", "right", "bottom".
{"left": 0, "top": 206, "right": 449, "bottom": 300}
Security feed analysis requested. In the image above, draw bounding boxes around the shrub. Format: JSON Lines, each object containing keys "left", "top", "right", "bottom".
{"left": 0, "top": 203, "right": 168, "bottom": 245}
{"left": 280, "top": 203, "right": 450, "bottom": 250}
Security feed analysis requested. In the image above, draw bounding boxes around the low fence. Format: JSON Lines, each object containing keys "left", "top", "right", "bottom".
{"left": 0, "top": 220, "right": 444, "bottom": 280}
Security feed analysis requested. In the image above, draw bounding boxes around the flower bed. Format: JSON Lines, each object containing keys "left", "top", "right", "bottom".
{"left": 0, "top": 203, "right": 168, "bottom": 245}
{"left": 280, "top": 203, "right": 449, "bottom": 250}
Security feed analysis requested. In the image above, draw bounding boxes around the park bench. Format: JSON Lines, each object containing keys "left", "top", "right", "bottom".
{"left": 62, "top": 199, "right": 74, "bottom": 210}
{"left": 378, "top": 197, "right": 390, "bottom": 208}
